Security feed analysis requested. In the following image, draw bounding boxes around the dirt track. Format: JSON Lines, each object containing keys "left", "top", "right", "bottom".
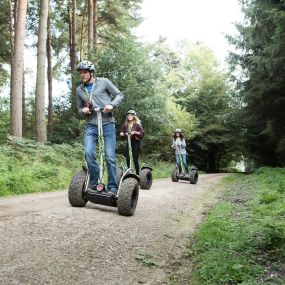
{"left": 0, "top": 173, "right": 228, "bottom": 285}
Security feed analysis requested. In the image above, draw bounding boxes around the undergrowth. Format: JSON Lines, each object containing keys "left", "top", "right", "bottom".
{"left": 0, "top": 141, "right": 84, "bottom": 196}
{"left": 0, "top": 140, "right": 174, "bottom": 196}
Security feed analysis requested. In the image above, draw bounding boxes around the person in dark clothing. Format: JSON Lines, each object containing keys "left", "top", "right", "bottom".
{"left": 120, "top": 110, "right": 144, "bottom": 175}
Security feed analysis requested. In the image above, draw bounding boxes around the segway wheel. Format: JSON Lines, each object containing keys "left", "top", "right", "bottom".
{"left": 68, "top": 170, "right": 88, "bottom": 207}
{"left": 189, "top": 170, "right": 199, "bottom": 184}
{"left": 139, "top": 168, "right": 153, "bottom": 190}
{"left": 171, "top": 168, "right": 179, "bottom": 182}
{"left": 117, "top": 177, "right": 139, "bottom": 216}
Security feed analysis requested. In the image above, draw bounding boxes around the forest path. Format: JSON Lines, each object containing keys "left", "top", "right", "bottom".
{"left": 0, "top": 173, "right": 229, "bottom": 285}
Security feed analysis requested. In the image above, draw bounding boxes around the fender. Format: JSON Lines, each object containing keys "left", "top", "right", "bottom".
{"left": 140, "top": 163, "right": 153, "bottom": 172}
{"left": 190, "top": 165, "right": 199, "bottom": 171}
{"left": 122, "top": 170, "right": 140, "bottom": 184}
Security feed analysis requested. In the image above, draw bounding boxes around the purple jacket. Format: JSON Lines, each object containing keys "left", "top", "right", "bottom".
{"left": 120, "top": 123, "right": 144, "bottom": 141}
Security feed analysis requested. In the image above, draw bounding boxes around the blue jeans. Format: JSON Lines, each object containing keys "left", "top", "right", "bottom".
{"left": 176, "top": 153, "right": 189, "bottom": 173}
{"left": 84, "top": 123, "right": 117, "bottom": 189}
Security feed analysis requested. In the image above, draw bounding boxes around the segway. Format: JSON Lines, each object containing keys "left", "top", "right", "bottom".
{"left": 68, "top": 107, "right": 140, "bottom": 216}
{"left": 117, "top": 133, "right": 153, "bottom": 190}
{"left": 171, "top": 148, "right": 199, "bottom": 184}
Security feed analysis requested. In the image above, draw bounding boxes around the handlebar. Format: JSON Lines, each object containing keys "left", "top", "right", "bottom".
{"left": 94, "top": 107, "right": 104, "bottom": 112}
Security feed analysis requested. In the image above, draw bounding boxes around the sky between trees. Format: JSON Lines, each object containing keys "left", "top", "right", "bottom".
{"left": 135, "top": 0, "right": 244, "bottom": 62}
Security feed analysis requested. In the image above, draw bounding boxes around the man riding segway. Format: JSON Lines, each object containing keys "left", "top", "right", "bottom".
{"left": 76, "top": 60, "right": 123, "bottom": 195}
{"left": 68, "top": 61, "right": 140, "bottom": 216}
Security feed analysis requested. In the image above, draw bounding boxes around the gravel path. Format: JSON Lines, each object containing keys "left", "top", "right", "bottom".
{"left": 0, "top": 173, "right": 228, "bottom": 285}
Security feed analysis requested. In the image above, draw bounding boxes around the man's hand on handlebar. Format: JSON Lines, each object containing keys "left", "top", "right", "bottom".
{"left": 83, "top": 104, "right": 113, "bottom": 114}
{"left": 104, "top": 105, "right": 113, "bottom": 113}
{"left": 82, "top": 107, "right": 91, "bottom": 115}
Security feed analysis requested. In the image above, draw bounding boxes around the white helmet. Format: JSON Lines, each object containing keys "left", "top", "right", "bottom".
{"left": 127, "top": 110, "right": 137, "bottom": 116}
{"left": 76, "top": 60, "right": 95, "bottom": 72}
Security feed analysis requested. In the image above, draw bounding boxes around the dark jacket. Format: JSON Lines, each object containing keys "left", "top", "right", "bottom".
{"left": 121, "top": 123, "right": 144, "bottom": 141}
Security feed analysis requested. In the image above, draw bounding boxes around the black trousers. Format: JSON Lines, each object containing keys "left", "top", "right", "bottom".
{"left": 124, "top": 139, "right": 141, "bottom": 175}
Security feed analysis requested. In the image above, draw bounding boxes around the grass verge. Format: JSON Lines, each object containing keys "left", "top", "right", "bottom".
{"left": 188, "top": 167, "right": 285, "bottom": 285}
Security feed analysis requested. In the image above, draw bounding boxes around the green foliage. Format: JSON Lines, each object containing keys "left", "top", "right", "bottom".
{"left": 0, "top": 1, "right": 11, "bottom": 88}
{"left": 0, "top": 96, "right": 10, "bottom": 143}
{"left": 78, "top": 0, "right": 143, "bottom": 59}
{"left": 0, "top": 0, "right": 241, "bottom": 171}
{"left": 91, "top": 35, "right": 173, "bottom": 155}
{"left": 190, "top": 203, "right": 262, "bottom": 285}
{"left": 228, "top": 0, "right": 285, "bottom": 166}
{"left": 0, "top": 139, "right": 174, "bottom": 196}
{"left": 0, "top": 1, "right": 11, "bottom": 64}
{"left": 0, "top": 67, "right": 9, "bottom": 91}
{"left": 165, "top": 100, "right": 198, "bottom": 138}
{"left": 189, "top": 168, "right": 285, "bottom": 284}
{"left": 153, "top": 41, "right": 237, "bottom": 170}
{"left": 0, "top": 140, "right": 84, "bottom": 196}
{"left": 141, "top": 157, "right": 174, "bottom": 179}
{"left": 49, "top": 99, "right": 84, "bottom": 144}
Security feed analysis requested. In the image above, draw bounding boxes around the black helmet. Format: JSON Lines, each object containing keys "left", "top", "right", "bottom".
{"left": 127, "top": 110, "right": 137, "bottom": 116}
{"left": 76, "top": 60, "right": 95, "bottom": 72}
{"left": 175, "top": 128, "right": 182, "bottom": 133}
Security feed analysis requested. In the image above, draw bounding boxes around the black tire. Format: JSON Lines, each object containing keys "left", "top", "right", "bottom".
{"left": 68, "top": 170, "right": 88, "bottom": 207}
{"left": 139, "top": 168, "right": 153, "bottom": 190}
{"left": 171, "top": 168, "right": 179, "bottom": 182}
{"left": 189, "top": 170, "right": 198, "bottom": 184}
{"left": 117, "top": 177, "right": 139, "bottom": 216}
{"left": 117, "top": 166, "right": 124, "bottom": 185}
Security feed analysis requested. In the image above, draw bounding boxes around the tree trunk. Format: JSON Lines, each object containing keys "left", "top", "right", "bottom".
{"left": 93, "top": 0, "right": 97, "bottom": 49}
{"left": 70, "top": 0, "right": 77, "bottom": 112}
{"left": 79, "top": 1, "right": 87, "bottom": 61}
{"left": 35, "top": 0, "right": 49, "bottom": 143}
{"left": 8, "top": 0, "right": 15, "bottom": 53}
{"left": 10, "top": 0, "right": 28, "bottom": 138}
{"left": 22, "top": 71, "right": 26, "bottom": 135}
{"left": 9, "top": 0, "right": 15, "bottom": 129}
{"left": 47, "top": 3, "right": 53, "bottom": 137}
{"left": 88, "top": 0, "right": 94, "bottom": 53}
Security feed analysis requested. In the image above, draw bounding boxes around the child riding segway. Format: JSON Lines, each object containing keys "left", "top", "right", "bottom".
{"left": 119, "top": 110, "right": 153, "bottom": 190}
{"left": 171, "top": 128, "right": 198, "bottom": 184}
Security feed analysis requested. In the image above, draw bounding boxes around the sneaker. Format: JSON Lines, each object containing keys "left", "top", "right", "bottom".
{"left": 108, "top": 188, "right": 118, "bottom": 195}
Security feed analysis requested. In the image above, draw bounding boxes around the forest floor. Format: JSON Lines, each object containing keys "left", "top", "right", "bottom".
{"left": 0, "top": 173, "right": 229, "bottom": 285}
